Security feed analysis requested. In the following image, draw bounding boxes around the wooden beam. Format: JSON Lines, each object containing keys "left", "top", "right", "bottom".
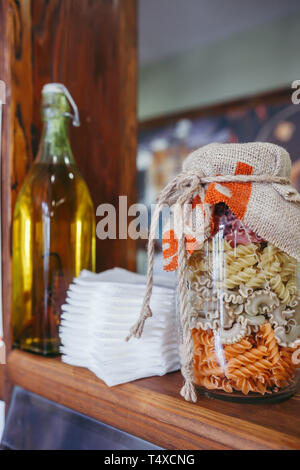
{"left": 0, "top": 0, "right": 34, "bottom": 404}
{"left": 0, "top": 0, "right": 137, "bottom": 406}
{"left": 30, "top": 0, "right": 137, "bottom": 272}
{"left": 0, "top": 2, "right": 10, "bottom": 403}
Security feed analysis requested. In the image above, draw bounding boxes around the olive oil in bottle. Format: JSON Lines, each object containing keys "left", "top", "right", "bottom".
{"left": 12, "top": 84, "right": 96, "bottom": 356}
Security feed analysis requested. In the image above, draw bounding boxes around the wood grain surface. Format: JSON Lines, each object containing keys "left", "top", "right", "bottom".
{"left": 30, "top": 0, "right": 138, "bottom": 272}
{"left": 0, "top": 0, "right": 137, "bottom": 406}
{"left": 7, "top": 350, "right": 300, "bottom": 450}
{"left": 0, "top": 0, "right": 33, "bottom": 403}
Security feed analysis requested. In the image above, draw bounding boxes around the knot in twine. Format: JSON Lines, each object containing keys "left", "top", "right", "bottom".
{"left": 126, "top": 169, "right": 290, "bottom": 402}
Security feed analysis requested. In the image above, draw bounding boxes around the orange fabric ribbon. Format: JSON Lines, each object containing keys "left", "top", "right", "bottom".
{"left": 162, "top": 161, "right": 254, "bottom": 272}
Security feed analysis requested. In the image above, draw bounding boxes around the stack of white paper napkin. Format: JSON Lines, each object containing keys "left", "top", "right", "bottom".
{"left": 59, "top": 268, "right": 180, "bottom": 386}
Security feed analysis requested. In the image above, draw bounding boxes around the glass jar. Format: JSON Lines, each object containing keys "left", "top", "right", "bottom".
{"left": 186, "top": 202, "right": 300, "bottom": 403}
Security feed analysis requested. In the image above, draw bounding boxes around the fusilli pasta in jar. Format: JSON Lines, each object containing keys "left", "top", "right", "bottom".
{"left": 187, "top": 203, "right": 300, "bottom": 402}
{"left": 128, "top": 142, "right": 300, "bottom": 403}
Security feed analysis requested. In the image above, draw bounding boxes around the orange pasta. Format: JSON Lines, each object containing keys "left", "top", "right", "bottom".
{"left": 193, "top": 324, "right": 300, "bottom": 395}
{"left": 257, "top": 323, "right": 281, "bottom": 365}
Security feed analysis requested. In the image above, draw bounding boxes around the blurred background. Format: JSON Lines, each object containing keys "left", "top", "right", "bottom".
{"left": 139, "top": 0, "right": 300, "bottom": 119}
{"left": 137, "top": 0, "right": 300, "bottom": 273}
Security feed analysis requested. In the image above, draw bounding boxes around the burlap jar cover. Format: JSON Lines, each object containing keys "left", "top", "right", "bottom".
{"left": 127, "top": 142, "right": 300, "bottom": 402}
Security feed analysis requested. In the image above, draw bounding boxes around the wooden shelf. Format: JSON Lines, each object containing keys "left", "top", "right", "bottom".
{"left": 7, "top": 350, "right": 300, "bottom": 450}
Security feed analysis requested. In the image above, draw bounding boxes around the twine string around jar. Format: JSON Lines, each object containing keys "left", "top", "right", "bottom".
{"left": 126, "top": 170, "right": 290, "bottom": 403}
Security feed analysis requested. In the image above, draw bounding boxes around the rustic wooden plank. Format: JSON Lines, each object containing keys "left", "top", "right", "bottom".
{"left": 0, "top": 0, "right": 9, "bottom": 407}
{"left": 0, "top": 0, "right": 34, "bottom": 406}
{"left": 31, "top": 0, "right": 137, "bottom": 272}
{"left": 1, "top": 0, "right": 137, "bottom": 407}
{"left": 7, "top": 351, "right": 300, "bottom": 450}
{"left": 0, "top": 3, "right": 11, "bottom": 404}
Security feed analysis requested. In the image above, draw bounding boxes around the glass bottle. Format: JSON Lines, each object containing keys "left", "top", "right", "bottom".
{"left": 12, "top": 83, "right": 96, "bottom": 356}
{"left": 186, "top": 203, "right": 300, "bottom": 403}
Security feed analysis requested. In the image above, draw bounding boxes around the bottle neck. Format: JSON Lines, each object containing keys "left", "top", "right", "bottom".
{"left": 36, "top": 116, "right": 75, "bottom": 165}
